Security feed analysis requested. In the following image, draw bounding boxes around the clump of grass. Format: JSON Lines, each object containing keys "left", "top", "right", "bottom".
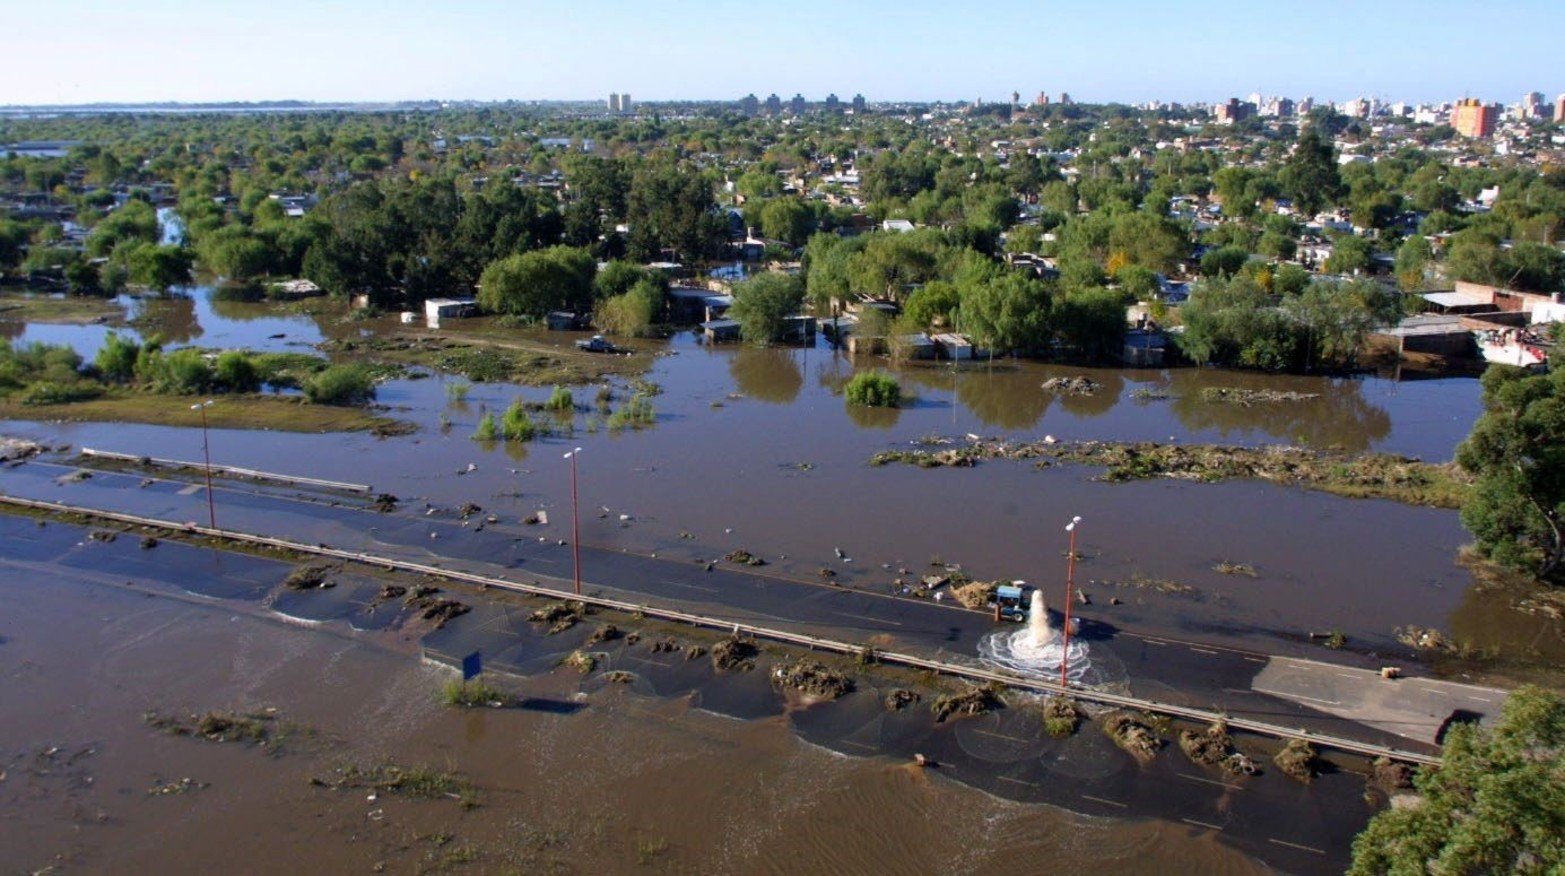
{"left": 317, "top": 763, "right": 476, "bottom": 805}
{"left": 607, "top": 392, "right": 656, "bottom": 431}
{"left": 1212, "top": 560, "right": 1258, "bottom": 577}
{"left": 1274, "top": 739, "right": 1319, "bottom": 783}
{"left": 441, "top": 678, "right": 512, "bottom": 708}
{"left": 281, "top": 563, "right": 333, "bottom": 590}
{"left": 932, "top": 682, "right": 1004, "bottom": 723}
{"left": 1041, "top": 695, "right": 1081, "bottom": 738}
{"left": 472, "top": 411, "right": 498, "bottom": 441}
{"left": 144, "top": 709, "right": 297, "bottom": 750}
{"left": 1102, "top": 711, "right": 1162, "bottom": 760}
{"left": 562, "top": 650, "right": 596, "bottom": 674}
{"left": 1323, "top": 630, "right": 1346, "bottom": 649}
{"left": 544, "top": 385, "right": 573, "bottom": 411}
{"left": 636, "top": 836, "right": 669, "bottom": 865}
{"left": 445, "top": 381, "right": 471, "bottom": 401}
{"left": 500, "top": 398, "right": 539, "bottom": 441}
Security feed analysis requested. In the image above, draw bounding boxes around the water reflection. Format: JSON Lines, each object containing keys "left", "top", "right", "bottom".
{"left": 1051, "top": 371, "right": 1124, "bottom": 418}
{"left": 1166, "top": 372, "right": 1391, "bottom": 451}
{"left": 0, "top": 319, "right": 23, "bottom": 342}
{"left": 729, "top": 347, "right": 803, "bottom": 404}
{"left": 956, "top": 369, "right": 1052, "bottom": 430}
{"left": 128, "top": 293, "right": 202, "bottom": 345}
{"left": 844, "top": 401, "right": 902, "bottom": 429}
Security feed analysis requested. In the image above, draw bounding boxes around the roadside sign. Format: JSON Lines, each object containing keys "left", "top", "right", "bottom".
{"left": 461, "top": 650, "right": 482, "bottom": 680}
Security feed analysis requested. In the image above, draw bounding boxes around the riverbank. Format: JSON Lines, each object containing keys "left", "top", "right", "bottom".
{"left": 0, "top": 390, "right": 415, "bottom": 435}
{"left": 0, "top": 291, "right": 126, "bottom": 325}
{"left": 319, "top": 318, "right": 656, "bottom": 387}
{"left": 872, "top": 437, "right": 1471, "bottom": 509}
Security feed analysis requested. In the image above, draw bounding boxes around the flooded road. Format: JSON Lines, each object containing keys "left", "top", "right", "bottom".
{"left": 0, "top": 518, "right": 1297, "bottom": 874}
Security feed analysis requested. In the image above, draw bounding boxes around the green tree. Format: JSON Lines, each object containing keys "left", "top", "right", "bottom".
{"left": 844, "top": 370, "right": 901, "bottom": 407}
{"left": 758, "top": 198, "right": 813, "bottom": 246}
{"left": 477, "top": 246, "right": 596, "bottom": 318}
{"left": 1279, "top": 127, "right": 1344, "bottom": 216}
{"left": 729, "top": 272, "right": 805, "bottom": 344}
{"left": 1457, "top": 365, "right": 1565, "bottom": 579}
{"left": 1349, "top": 687, "right": 1565, "bottom": 875}
{"left": 1052, "top": 287, "right": 1127, "bottom": 360}
{"left": 1325, "top": 235, "right": 1373, "bottom": 275}
{"left": 1200, "top": 246, "right": 1250, "bottom": 278}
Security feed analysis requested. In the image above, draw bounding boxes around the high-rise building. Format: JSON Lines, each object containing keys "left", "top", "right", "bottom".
{"left": 607, "top": 93, "right": 619, "bottom": 112}
{"left": 790, "top": 93, "right": 806, "bottom": 115}
{"left": 620, "top": 93, "right": 632, "bottom": 113}
{"left": 764, "top": 93, "right": 782, "bottom": 115}
{"left": 1298, "top": 96, "right": 1315, "bottom": 116}
{"left": 1058, "top": 92, "right": 1072, "bottom": 105}
{"left": 1555, "top": 94, "right": 1565, "bottom": 124}
{"left": 1213, "top": 98, "right": 1255, "bottom": 124}
{"left": 1034, "top": 91, "right": 1049, "bottom": 107}
{"left": 1011, "top": 90, "right": 1020, "bottom": 111}
{"left": 824, "top": 93, "right": 840, "bottom": 112}
{"left": 851, "top": 94, "right": 866, "bottom": 113}
{"left": 1523, "top": 91, "right": 1545, "bottom": 119}
{"left": 1452, "top": 98, "right": 1499, "bottom": 138}
{"left": 740, "top": 93, "right": 759, "bottom": 116}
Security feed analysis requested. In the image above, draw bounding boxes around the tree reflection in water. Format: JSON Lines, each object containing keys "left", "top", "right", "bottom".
{"left": 1166, "top": 371, "right": 1391, "bottom": 451}
{"left": 128, "top": 292, "right": 202, "bottom": 345}
{"left": 730, "top": 346, "right": 803, "bottom": 404}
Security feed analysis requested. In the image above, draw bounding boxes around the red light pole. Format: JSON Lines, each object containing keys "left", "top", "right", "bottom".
{"left": 191, "top": 400, "right": 216, "bottom": 529}
{"left": 1061, "top": 515, "right": 1081, "bottom": 688}
{"left": 564, "top": 447, "right": 583, "bottom": 596}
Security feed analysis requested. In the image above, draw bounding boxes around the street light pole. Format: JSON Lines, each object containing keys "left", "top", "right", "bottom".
{"left": 1061, "top": 515, "right": 1082, "bottom": 688}
{"left": 191, "top": 400, "right": 216, "bottom": 529}
{"left": 564, "top": 447, "right": 583, "bottom": 596}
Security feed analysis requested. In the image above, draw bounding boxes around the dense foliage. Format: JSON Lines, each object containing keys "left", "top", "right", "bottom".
{"left": 1457, "top": 365, "right": 1565, "bottom": 580}
{"left": 844, "top": 370, "right": 901, "bottom": 407}
{"left": 1349, "top": 687, "right": 1565, "bottom": 875}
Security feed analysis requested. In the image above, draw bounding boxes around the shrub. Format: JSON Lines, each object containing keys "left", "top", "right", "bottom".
{"left": 845, "top": 370, "right": 901, "bottom": 407}
{"left": 214, "top": 351, "right": 260, "bottom": 393}
{"left": 136, "top": 347, "right": 213, "bottom": 394}
{"left": 606, "top": 392, "right": 655, "bottom": 430}
{"left": 93, "top": 332, "right": 140, "bottom": 383}
{"left": 500, "top": 399, "right": 538, "bottom": 441}
{"left": 544, "top": 386, "right": 573, "bottom": 411}
{"left": 303, "top": 364, "right": 375, "bottom": 405}
{"left": 472, "top": 412, "right": 498, "bottom": 441}
{"left": 19, "top": 380, "right": 104, "bottom": 405}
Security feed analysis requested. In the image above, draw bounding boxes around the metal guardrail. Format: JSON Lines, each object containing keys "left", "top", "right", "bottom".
{"left": 0, "top": 492, "right": 1442, "bottom": 766}
{"left": 78, "top": 448, "right": 373, "bottom": 494}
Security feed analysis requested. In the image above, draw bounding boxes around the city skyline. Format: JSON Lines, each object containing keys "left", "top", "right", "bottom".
{"left": 1, "top": 0, "right": 1563, "bottom": 107}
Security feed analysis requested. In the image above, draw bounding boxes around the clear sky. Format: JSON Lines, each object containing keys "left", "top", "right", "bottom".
{"left": 2, "top": 0, "right": 1561, "bottom": 107}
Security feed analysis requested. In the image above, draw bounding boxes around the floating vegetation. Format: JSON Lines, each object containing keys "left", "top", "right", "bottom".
{"left": 711, "top": 636, "right": 757, "bottom": 671}
{"left": 1199, "top": 387, "right": 1320, "bottom": 406}
{"left": 1274, "top": 739, "right": 1319, "bottom": 783}
{"left": 1212, "top": 561, "right": 1258, "bottom": 577}
{"left": 529, "top": 600, "right": 586, "bottom": 634}
{"left": 312, "top": 763, "right": 476, "bottom": 806}
{"left": 1103, "top": 711, "right": 1162, "bottom": 761}
{"left": 885, "top": 689, "right": 921, "bottom": 711}
{"left": 562, "top": 650, "right": 597, "bottom": 674}
{"left": 1041, "top": 696, "right": 1082, "bottom": 738}
{"left": 442, "top": 679, "right": 513, "bottom": 708}
{"left": 1040, "top": 376, "right": 1101, "bottom": 396}
{"left": 931, "top": 682, "right": 1004, "bottom": 723}
{"left": 772, "top": 660, "right": 854, "bottom": 699}
{"left": 723, "top": 549, "right": 765, "bottom": 566}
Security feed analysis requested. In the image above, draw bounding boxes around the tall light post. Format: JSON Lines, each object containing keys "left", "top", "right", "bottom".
{"left": 563, "top": 447, "right": 583, "bottom": 596}
{"left": 190, "top": 400, "right": 216, "bottom": 529}
{"left": 1061, "top": 515, "right": 1082, "bottom": 688}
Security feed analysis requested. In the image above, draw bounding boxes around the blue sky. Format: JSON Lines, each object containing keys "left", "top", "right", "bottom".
{"left": 2, "top": 0, "right": 1561, "bottom": 106}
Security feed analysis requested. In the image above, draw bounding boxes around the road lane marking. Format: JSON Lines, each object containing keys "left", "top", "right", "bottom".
{"left": 835, "top": 612, "right": 903, "bottom": 627}
{"left": 971, "top": 729, "right": 1031, "bottom": 744}
{"left": 1267, "top": 839, "right": 1326, "bottom": 855}
{"left": 1178, "top": 772, "right": 1243, "bottom": 790}
{"left": 1182, "top": 818, "right": 1224, "bottom": 831}
{"left": 996, "top": 776, "right": 1037, "bottom": 787}
{"left": 1080, "top": 794, "right": 1126, "bottom": 808}
{"left": 1242, "top": 656, "right": 1267, "bottom": 663}
{"left": 1189, "top": 646, "right": 1219, "bottom": 655}
{"left": 837, "top": 739, "right": 877, "bottom": 751}
{"left": 1142, "top": 638, "right": 1169, "bottom": 646}
{"left": 660, "top": 579, "right": 718, "bottom": 593}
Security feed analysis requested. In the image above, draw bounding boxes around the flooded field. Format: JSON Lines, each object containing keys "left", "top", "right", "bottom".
{"left": 0, "top": 519, "right": 1290, "bottom": 874}
{"left": 1, "top": 284, "right": 1504, "bottom": 661}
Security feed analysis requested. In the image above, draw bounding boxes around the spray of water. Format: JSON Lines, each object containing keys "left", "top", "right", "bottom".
{"left": 977, "top": 590, "right": 1095, "bottom": 684}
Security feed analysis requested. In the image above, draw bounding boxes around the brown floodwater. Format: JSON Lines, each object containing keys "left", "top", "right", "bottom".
{"left": 3, "top": 287, "right": 1515, "bottom": 659}
{"left": 0, "top": 541, "right": 1270, "bottom": 875}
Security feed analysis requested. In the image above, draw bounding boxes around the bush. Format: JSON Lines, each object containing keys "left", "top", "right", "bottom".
{"left": 214, "top": 351, "right": 260, "bottom": 393}
{"left": 19, "top": 380, "right": 103, "bottom": 405}
{"left": 303, "top": 364, "right": 375, "bottom": 405}
{"left": 136, "top": 347, "right": 213, "bottom": 394}
{"left": 251, "top": 352, "right": 325, "bottom": 390}
{"left": 500, "top": 399, "right": 538, "bottom": 441}
{"left": 93, "top": 332, "right": 140, "bottom": 383}
{"left": 472, "top": 412, "right": 498, "bottom": 441}
{"left": 544, "top": 386, "right": 573, "bottom": 411}
{"left": 844, "top": 370, "right": 901, "bottom": 407}
{"left": 606, "top": 392, "right": 655, "bottom": 430}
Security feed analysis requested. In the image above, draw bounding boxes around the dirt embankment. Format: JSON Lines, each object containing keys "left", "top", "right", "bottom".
{"left": 871, "top": 437, "right": 1470, "bottom": 508}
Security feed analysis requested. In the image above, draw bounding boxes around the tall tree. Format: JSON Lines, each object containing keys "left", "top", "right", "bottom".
{"left": 1457, "top": 365, "right": 1565, "bottom": 580}
{"left": 1279, "top": 127, "right": 1344, "bottom": 217}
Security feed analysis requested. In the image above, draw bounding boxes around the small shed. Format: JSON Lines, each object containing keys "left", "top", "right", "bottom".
{"left": 546, "top": 311, "right": 585, "bottom": 331}
{"left": 424, "top": 297, "right": 477, "bottom": 328}
{"left": 701, "top": 319, "right": 742, "bottom": 343}
{"left": 1121, "top": 328, "right": 1167, "bottom": 367}
{"left": 896, "top": 333, "right": 938, "bottom": 360}
{"left": 932, "top": 333, "right": 974, "bottom": 360}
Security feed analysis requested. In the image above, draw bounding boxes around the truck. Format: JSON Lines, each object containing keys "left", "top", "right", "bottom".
{"left": 993, "top": 583, "right": 1032, "bottom": 622}
{"left": 574, "top": 335, "right": 617, "bottom": 353}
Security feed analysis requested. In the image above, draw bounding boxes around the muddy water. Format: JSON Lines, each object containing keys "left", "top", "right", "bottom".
{"left": 0, "top": 542, "right": 1268, "bottom": 875}
{"left": 2, "top": 295, "right": 1494, "bottom": 654}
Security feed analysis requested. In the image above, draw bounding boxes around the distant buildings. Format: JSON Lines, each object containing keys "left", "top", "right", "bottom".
{"left": 606, "top": 92, "right": 632, "bottom": 113}
{"left": 764, "top": 93, "right": 782, "bottom": 115}
{"left": 740, "top": 93, "right": 759, "bottom": 116}
{"left": 851, "top": 94, "right": 866, "bottom": 113}
{"left": 789, "top": 93, "right": 805, "bottom": 115}
{"left": 1452, "top": 98, "right": 1499, "bottom": 138}
{"left": 1213, "top": 97, "right": 1256, "bottom": 124}
{"left": 1556, "top": 95, "right": 1565, "bottom": 124}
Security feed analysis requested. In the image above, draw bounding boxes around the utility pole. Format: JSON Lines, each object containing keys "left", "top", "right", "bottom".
{"left": 1061, "top": 515, "right": 1082, "bottom": 687}
{"left": 564, "top": 447, "right": 583, "bottom": 596}
{"left": 191, "top": 400, "right": 216, "bottom": 529}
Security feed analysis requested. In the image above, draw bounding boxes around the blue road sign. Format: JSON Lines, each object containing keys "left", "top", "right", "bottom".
{"left": 461, "top": 650, "right": 482, "bottom": 680}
